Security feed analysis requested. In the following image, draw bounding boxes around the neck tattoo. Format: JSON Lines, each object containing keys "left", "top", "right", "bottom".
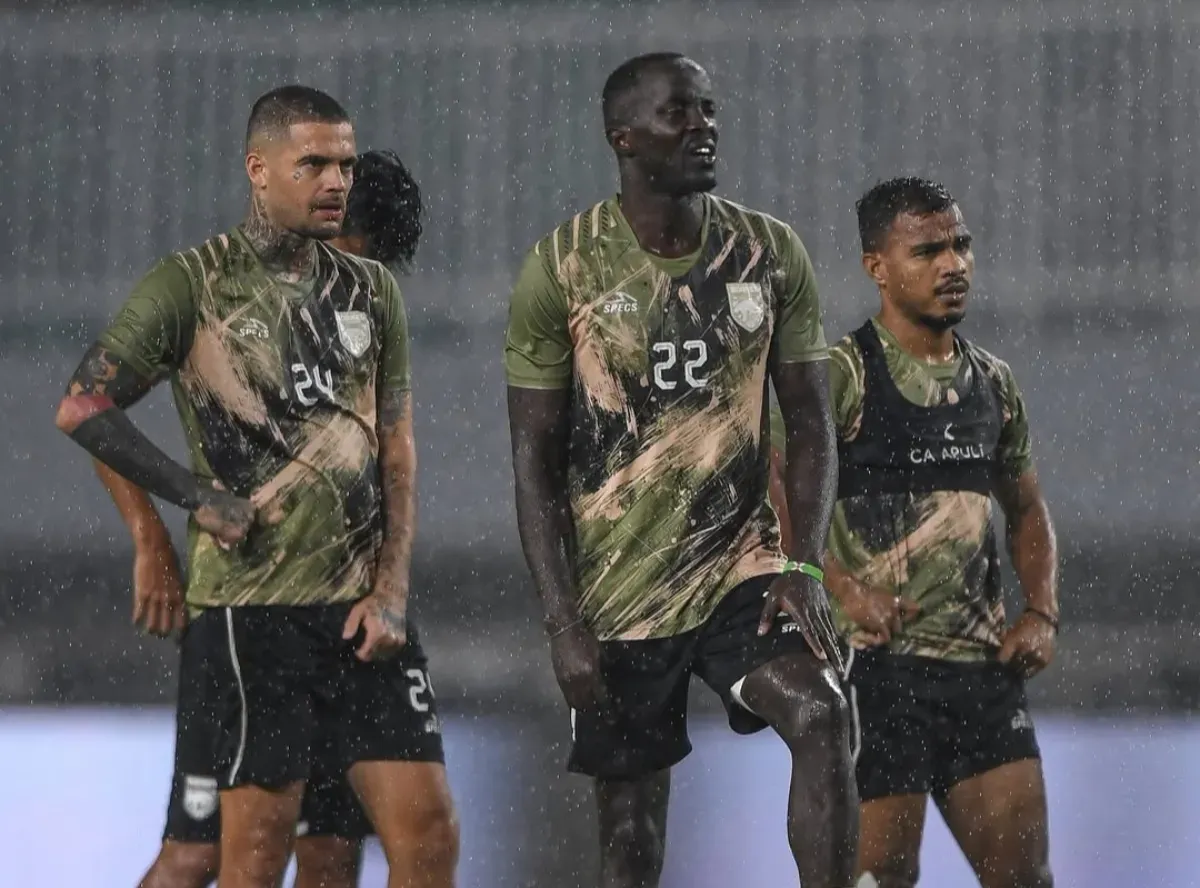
{"left": 243, "top": 196, "right": 316, "bottom": 282}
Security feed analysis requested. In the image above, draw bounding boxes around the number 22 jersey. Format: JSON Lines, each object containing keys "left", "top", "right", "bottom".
{"left": 98, "top": 227, "right": 410, "bottom": 608}
{"left": 505, "top": 195, "right": 828, "bottom": 642}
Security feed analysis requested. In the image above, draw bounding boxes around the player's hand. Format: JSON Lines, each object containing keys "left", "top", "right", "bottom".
{"left": 759, "top": 572, "right": 846, "bottom": 675}
{"left": 998, "top": 610, "right": 1056, "bottom": 679}
{"left": 131, "top": 534, "right": 186, "bottom": 638}
{"left": 342, "top": 585, "right": 408, "bottom": 662}
{"left": 192, "top": 480, "right": 255, "bottom": 549}
{"left": 548, "top": 621, "right": 610, "bottom": 716}
{"left": 840, "top": 583, "right": 921, "bottom": 647}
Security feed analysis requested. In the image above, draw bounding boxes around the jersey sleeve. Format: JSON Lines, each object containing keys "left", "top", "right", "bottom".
{"left": 827, "top": 338, "right": 863, "bottom": 439}
{"left": 772, "top": 225, "right": 828, "bottom": 365}
{"left": 504, "top": 245, "right": 573, "bottom": 389}
{"left": 377, "top": 266, "right": 411, "bottom": 392}
{"left": 995, "top": 363, "right": 1034, "bottom": 478}
{"left": 96, "top": 257, "right": 197, "bottom": 379}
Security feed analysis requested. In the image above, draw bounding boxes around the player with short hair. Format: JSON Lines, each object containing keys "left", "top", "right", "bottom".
{"left": 57, "top": 86, "right": 458, "bottom": 888}
{"left": 770, "top": 177, "right": 1057, "bottom": 888}
{"left": 505, "top": 53, "right": 858, "bottom": 888}
{"left": 95, "top": 148, "right": 428, "bottom": 888}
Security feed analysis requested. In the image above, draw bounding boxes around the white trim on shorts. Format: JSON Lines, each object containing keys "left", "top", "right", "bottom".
{"left": 224, "top": 607, "right": 250, "bottom": 785}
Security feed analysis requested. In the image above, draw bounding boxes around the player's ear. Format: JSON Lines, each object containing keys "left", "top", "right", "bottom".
{"left": 245, "top": 150, "right": 268, "bottom": 190}
{"left": 861, "top": 251, "right": 887, "bottom": 287}
{"left": 607, "top": 125, "right": 634, "bottom": 158}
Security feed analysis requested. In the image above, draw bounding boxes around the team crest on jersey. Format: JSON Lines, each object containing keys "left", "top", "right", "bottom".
{"left": 183, "top": 775, "right": 218, "bottom": 820}
{"left": 726, "top": 282, "right": 765, "bottom": 332}
{"left": 336, "top": 311, "right": 371, "bottom": 357}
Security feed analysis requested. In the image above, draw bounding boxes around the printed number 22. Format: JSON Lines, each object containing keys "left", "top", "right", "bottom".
{"left": 652, "top": 340, "right": 709, "bottom": 391}
{"left": 406, "top": 668, "right": 433, "bottom": 712}
{"left": 291, "top": 362, "right": 333, "bottom": 406}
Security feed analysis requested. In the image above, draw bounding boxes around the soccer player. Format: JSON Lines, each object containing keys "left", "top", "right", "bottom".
{"left": 95, "top": 148, "right": 427, "bottom": 888}
{"left": 55, "top": 87, "right": 458, "bottom": 888}
{"left": 504, "top": 53, "right": 858, "bottom": 888}
{"left": 770, "top": 177, "right": 1057, "bottom": 888}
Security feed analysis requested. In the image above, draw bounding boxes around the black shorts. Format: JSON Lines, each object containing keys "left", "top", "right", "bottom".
{"left": 846, "top": 648, "right": 1041, "bottom": 801}
{"left": 568, "top": 573, "right": 813, "bottom": 779}
{"left": 163, "top": 602, "right": 444, "bottom": 842}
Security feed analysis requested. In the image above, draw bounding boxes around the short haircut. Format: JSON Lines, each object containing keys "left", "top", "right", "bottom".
{"left": 245, "top": 85, "right": 349, "bottom": 149}
{"left": 855, "top": 177, "right": 957, "bottom": 252}
{"left": 602, "top": 52, "right": 688, "bottom": 128}
{"left": 343, "top": 150, "right": 424, "bottom": 272}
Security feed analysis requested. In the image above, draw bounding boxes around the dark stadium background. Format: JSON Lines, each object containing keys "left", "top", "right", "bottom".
{"left": 2, "top": 1, "right": 1197, "bottom": 885}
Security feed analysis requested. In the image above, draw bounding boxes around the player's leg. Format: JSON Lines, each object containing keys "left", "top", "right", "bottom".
{"left": 852, "top": 796, "right": 927, "bottom": 888}
{"left": 336, "top": 622, "right": 458, "bottom": 888}
{"left": 138, "top": 841, "right": 219, "bottom": 888}
{"left": 933, "top": 663, "right": 1050, "bottom": 888}
{"left": 293, "top": 837, "right": 363, "bottom": 888}
{"left": 569, "top": 635, "right": 693, "bottom": 888}
{"left": 595, "top": 771, "right": 671, "bottom": 888}
{"left": 694, "top": 576, "right": 856, "bottom": 887}
{"left": 203, "top": 606, "right": 317, "bottom": 888}
{"left": 936, "top": 759, "right": 1050, "bottom": 888}
{"left": 292, "top": 733, "right": 369, "bottom": 888}
{"left": 140, "top": 621, "right": 223, "bottom": 888}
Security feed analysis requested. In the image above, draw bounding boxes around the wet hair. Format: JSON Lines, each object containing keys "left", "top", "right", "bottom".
{"left": 245, "top": 85, "right": 349, "bottom": 150}
{"left": 855, "top": 177, "right": 956, "bottom": 252}
{"left": 602, "top": 52, "right": 688, "bottom": 129}
{"left": 343, "top": 149, "right": 423, "bottom": 273}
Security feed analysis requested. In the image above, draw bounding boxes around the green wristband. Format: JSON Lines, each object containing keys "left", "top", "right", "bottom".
{"left": 783, "top": 560, "right": 825, "bottom": 584}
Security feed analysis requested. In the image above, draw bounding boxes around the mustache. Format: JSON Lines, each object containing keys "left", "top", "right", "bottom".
{"left": 934, "top": 277, "right": 970, "bottom": 295}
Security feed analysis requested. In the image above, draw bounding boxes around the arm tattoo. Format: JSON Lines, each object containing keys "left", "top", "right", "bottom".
{"left": 379, "top": 388, "right": 410, "bottom": 427}
{"left": 67, "top": 345, "right": 157, "bottom": 409}
{"left": 62, "top": 346, "right": 205, "bottom": 511}
{"left": 242, "top": 193, "right": 317, "bottom": 281}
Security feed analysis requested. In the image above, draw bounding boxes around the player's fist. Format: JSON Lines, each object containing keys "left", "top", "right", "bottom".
{"left": 998, "top": 610, "right": 1057, "bottom": 679}
{"left": 840, "top": 584, "right": 920, "bottom": 646}
{"left": 548, "top": 621, "right": 610, "bottom": 716}
{"left": 131, "top": 534, "right": 186, "bottom": 638}
{"left": 192, "top": 480, "right": 255, "bottom": 549}
{"left": 343, "top": 590, "right": 408, "bottom": 662}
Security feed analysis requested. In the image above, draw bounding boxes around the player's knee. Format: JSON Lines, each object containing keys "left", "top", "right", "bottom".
{"left": 381, "top": 795, "right": 460, "bottom": 874}
{"left": 601, "top": 812, "right": 667, "bottom": 881}
{"left": 223, "top": 826, "right": 293, "bottom": 887}
{"left": 294, "top": 838, "right": 362, "bottom": 888}
{"left": 988, "top": 862, "right": 1052, "bottom": 888}
{"left": 139, "top": 842, "right": 219, "bottom": 888}
{"left": 776, "top": 670, "right": 850, "bottom": 749}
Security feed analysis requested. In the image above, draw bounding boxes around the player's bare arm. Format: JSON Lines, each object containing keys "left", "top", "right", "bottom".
{"left": 996, "top": 468, "right": 1059, "bottom": 677}
{"left": 343, "top": 387, "right": 416, "bottom": 661}
{"left": 761, "top": 359, "right": 844, "bottom": 672}
{"left": 94, "top": 460, "right": 186, "bottom": 637}
{"left": 508, "top": 385, "right": 608, "bottom": 714}
{"left": 768, "top": 445, "right": 793, "bottom": 556}
{"left": 55, "top": 345, "right": 254, "bottom": 545}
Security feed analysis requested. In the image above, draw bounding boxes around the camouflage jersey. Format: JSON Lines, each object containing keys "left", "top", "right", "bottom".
{"left": 98, "top": 228, "right": 411, "bottom": 609}
{"left": 505, "top": 194, "right": 828, "bottom": 642}
{"left": 770, "top": 318, "right": 1032, "bottom": 661}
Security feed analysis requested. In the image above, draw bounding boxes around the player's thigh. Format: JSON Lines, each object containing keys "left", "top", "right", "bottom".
{"left": 692, "top": 575, "right": 844, "bottom": 739}
{"left": 569, "top": 634, "right": 695, "bottom": 780}
{"left": 293, "top": 835, "right": 363, "bottom": 888}
{"left": 936, "top": 758, "right": 1051, "bottom": 888}
{"left": 347, "top": 761, "right": 458, "bottom": 864}
{"left": 217, "top": 782, "right": 307, "bottom": 888}
{"left": 856, "top": 794, "right": 928, "bottom": 888}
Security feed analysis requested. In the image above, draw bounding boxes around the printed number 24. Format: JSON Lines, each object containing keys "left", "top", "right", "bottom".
{"left": 291, "top": 362, "right": 333, "bottom": 406}
{"left": 652, "top": 340, "right": 709, "bottom": 390}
